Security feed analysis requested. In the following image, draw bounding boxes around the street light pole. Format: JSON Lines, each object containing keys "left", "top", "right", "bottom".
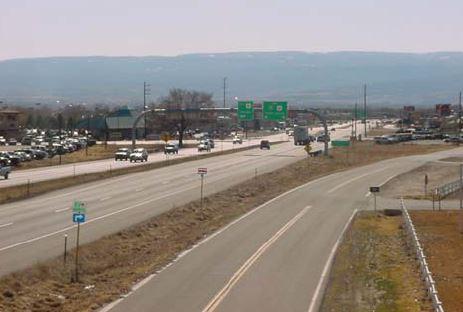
{"left": 223, "top": 77, "right": 227, "bottom": 108}
{"left": 363, "top": 84, "right": 367, "bottom": 138}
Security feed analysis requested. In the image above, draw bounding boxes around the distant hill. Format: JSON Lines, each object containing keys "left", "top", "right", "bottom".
{"left": 1, "top": 51, "right": 463, "bottom": 107}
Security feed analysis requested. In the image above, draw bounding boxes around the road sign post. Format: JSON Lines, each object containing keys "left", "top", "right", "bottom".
{"left": 72, "top": 201, "right": 86, "bottom": 282}
{"left": 263, "top": 101, "right": 288, "bottom": 121}
{"left": 197, "top": 168, "right": 207, "bottom": 207}
{"left": 369, "top": 186, "right": 380, "bottom": 211}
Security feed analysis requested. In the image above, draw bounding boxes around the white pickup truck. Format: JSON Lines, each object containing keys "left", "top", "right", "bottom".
{"left": 0, "top": 163, "right": 11, "bottom": 179}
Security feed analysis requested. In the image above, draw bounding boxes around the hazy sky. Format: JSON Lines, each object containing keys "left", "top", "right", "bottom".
{"left": 1, "top": 0, "right": 462, "bottom": 60}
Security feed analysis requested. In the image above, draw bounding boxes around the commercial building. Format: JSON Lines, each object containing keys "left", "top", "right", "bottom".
{"left": 0, "top": 109, "right": 21, "bottom": 139}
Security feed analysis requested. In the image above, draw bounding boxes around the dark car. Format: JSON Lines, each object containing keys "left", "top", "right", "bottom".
{"left": 0, "top": 152, "right": 21, "bottom": 166}
{"left": 260, "top": 140, "right": 270, "bottom": 150}
{"left": 164, "top": 143, "right": 179, "bottom": 154}
{"left": 115, "top": 148, "right": 132, "bottom": 161}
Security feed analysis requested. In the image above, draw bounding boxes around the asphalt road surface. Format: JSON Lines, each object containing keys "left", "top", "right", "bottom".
{"left": 0, "top": 121, "right": 355, "bottom": 188}
{"left": 0, "top": 124, "right": 357, "bottom": 277}
{"left": 102, "top": 147, "right": 463, "bottom": 312}
{"left": 0, "top": 133, "right": 286, "bottom": 188}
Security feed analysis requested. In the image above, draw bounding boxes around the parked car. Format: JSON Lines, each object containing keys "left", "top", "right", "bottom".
{"left": 198, "top": 140, "right": 211, "bottom": 152}
{"left": 232, "top": 136, "right": 242, "bottom": 144}
{"left": 115, "top": 148, "right": 132, "bottom": 161}
{"left": 21, "top": 136, "right": 33, "bottom": 145}
{"left": 0, "top": 160, "right": 11, "bottom": 179}
{"left": 207, "top": 139, "right": 215, "bottom": 148}
{"left": 0, "top": 136, "right": 6, "bottom": 145}
{"left": 164, "top": 143, "right": 179, "bottom": 154}
{"left": 260, "top": 140, "right": 271, "bottom": 150}
{"left": 8, "top": 138, "right": 17, "bottom": 146}
{"left": 0, "top": 152, "right": 21, "bottom": 166}
{"left": 130, "top": 148, "right": 148, "bottom": 162}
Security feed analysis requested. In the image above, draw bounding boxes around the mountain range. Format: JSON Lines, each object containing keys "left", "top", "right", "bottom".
{"left": 1, "top": 51, "right": 463, "bottom": 107}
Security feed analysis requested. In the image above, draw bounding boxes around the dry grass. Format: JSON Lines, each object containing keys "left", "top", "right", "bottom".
{"left": 367, "top": 127, "right": 397, "bottom": 137}
{"left": 0, "top": 143, "right": 278, "bottom": 205}
{"left": 0, "top": 141, "right": 454, "bottom": 312}
{"left": 320, "top": 212, "right": 431, "bottom": 312}
{"left": 410, "top": 210, "right": 463, "bottom": 312}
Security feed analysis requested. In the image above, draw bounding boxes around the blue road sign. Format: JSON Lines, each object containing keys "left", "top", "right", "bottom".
{"left": 73, "top": 213, "right": 86, "bottom": 223}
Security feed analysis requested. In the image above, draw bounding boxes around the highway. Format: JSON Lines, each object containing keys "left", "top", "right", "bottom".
{"left": 0, "top": 122, "right": 354, "bottom": 188}
{"left": 0, "top": 133, "right": 287, "bottom": 188}
{"left": 101, "top": 146, "right": 463, "bottom": 312}
{"left": 0, "top": 125, "right": 355, "bottom": 277}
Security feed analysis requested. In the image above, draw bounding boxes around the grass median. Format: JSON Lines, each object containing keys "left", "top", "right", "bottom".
{"left": 0, "top": 142, "right": 281, "bottom": 205}
{"left": 320, "top": 211, "right": 431, "bottom": 312}
{"left": 0, "top": 141, "right": 454, "bottom": 311}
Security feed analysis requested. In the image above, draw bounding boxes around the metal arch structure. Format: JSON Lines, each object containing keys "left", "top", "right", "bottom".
{"left": 132, "top": 109, "right": 156, "bottom": 148}
{"left": 131, "top": 107, "right": 329, "bottom": 155}
{"left": 131, "top": 107, "right": 233, "bottom": 149}
{"left": 297, "top": 108, "right": 329, "bottom": 156}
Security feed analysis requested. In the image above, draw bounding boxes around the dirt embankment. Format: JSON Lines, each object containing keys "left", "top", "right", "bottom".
{"left": 411, "top": 211, "right": 463, "bottom": 312}
{"left": 381, "top": 161, "right": 462, "bottom": 199}
{"left": 321, "top": 212, "right": 431, "bottom": 312}
{"left": 0, "top": 142, "right": 453, "bottom": 312}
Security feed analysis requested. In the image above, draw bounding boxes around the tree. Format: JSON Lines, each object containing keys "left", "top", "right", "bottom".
{"left": 157, "top": 88, "right": 215, "bottom": 147}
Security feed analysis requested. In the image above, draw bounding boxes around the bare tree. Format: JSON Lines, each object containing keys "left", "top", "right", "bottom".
{"left": 157, "top": 88, "right": 215, "bottom": 147}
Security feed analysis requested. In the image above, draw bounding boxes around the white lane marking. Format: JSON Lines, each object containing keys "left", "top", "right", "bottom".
{"left": 365, "top": 192, "right": 371, "bottom": 197}
{"left": 0, "top": 186, "right": 197, "bottom": 252}
{"left": 100, "top": 196, "right": 112, "bottom": 202}
{"left": 379, "top": 174, "right": 397, "bottom": 187}
{"left": 202, "top": 205, "right": 312, "bottom": 312}
{"left": 101, "top": 177, "right": 334, "bottom": 312}
{"left": 327, "top": 168, "right": 387, "bottom": 194}
{"left": 307, "top": 209, "right": 358, "bottom": 312}
{"left": 54, "top": 207, "right": 69, "bottom": 213}
{"left": 0, "top": 222, "right": 13, "bottom": 229}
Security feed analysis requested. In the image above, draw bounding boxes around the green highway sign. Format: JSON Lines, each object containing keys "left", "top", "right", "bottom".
{"left": 237, "top": 101, "right": 254, "bottom": 121}
{"left": 353, "top": 109, "right": 366, "bottom": 119}
{"left": 263, "top": 101, "right": 288, "bottom": 121}
{"left": 331, "top": 140, "right": 350, "bottom": 147}
{"left": 72, "top": 200, "right": 86, "bottom": 213}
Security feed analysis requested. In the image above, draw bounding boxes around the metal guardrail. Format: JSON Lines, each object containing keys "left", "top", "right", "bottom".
{"left": 436, "top": 179, "right": 462, "bottom": 198}
{"left": 400, "top": 198, "right": 444, "bottom": 312}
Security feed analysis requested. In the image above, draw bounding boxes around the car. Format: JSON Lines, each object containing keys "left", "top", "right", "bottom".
{"left": 260, "top": 140, "right": 270, "bottom": 150}
{"left": 0, "top": 160, "right": 11, "bottom": 179}
{"left": 207, "top": 139, "right": 215, "bottom": 149}
{"left": 198, "top": 140, "right": 211, "bottom": 152}
{"left": 130, "top": 148, "right": 148, "bottom": 162}
{"left": 115, "top": 148, "right": 132, "bottom": 161}
{"left": 21, "top": 136, "right": 33, "bottom": 145}
{"left": 316, "top": 134, "right": 330, "bottom": 143}
{"left": 164, "top": 143, "right": 179, "bottom": 154}
{"left": 8, "top": 138, "right": 17, "bottom": 146}
{"left": 232, "top": 136, "right": 242, "bottom": 144}
{"left": 14, "top": 151, "right": 31, "bottom": 162}
{"left": 0, "top": 136, "right": 6, "bottom": 145}
{"left": 0, "top": 152, "right": 21, "bottom": 166}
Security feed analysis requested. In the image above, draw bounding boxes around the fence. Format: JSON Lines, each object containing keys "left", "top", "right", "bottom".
{"left": 436, "top": 179, "right": 462, "bottom": 198}
{"left": 400, "top": 198, "right": 444, "bottom": 312}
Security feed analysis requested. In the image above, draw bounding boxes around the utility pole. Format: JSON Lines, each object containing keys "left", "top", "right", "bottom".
{"left": 354, "top": 102, "right": 358, "bottom": 138}
{"left": 223, "top": 77, "right": 227, "bottom": 108}
{"left": 143, "top": 82, "right": 150, "bottom": 139}
{"left": 363, "top": 84, "right": 367, "bottom": 138}
{"left": 459, "top": 91, "right": 462, "bottom": 137}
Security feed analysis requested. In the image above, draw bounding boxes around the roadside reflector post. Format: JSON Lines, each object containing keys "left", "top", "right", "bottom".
{"left": 197, "top": 168, "right": 207, "bottom": 208}
{"left": 369, "top": 186, "right": 380, "bottom": 211}
{"left": 424, "top": 173, "right": 428, "bottom": 196}
{"left": 75, "top": 222, "right": 80, "bottom": 282}
{"left": 64, "top": 234, "right": 68, "bottom": 266}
